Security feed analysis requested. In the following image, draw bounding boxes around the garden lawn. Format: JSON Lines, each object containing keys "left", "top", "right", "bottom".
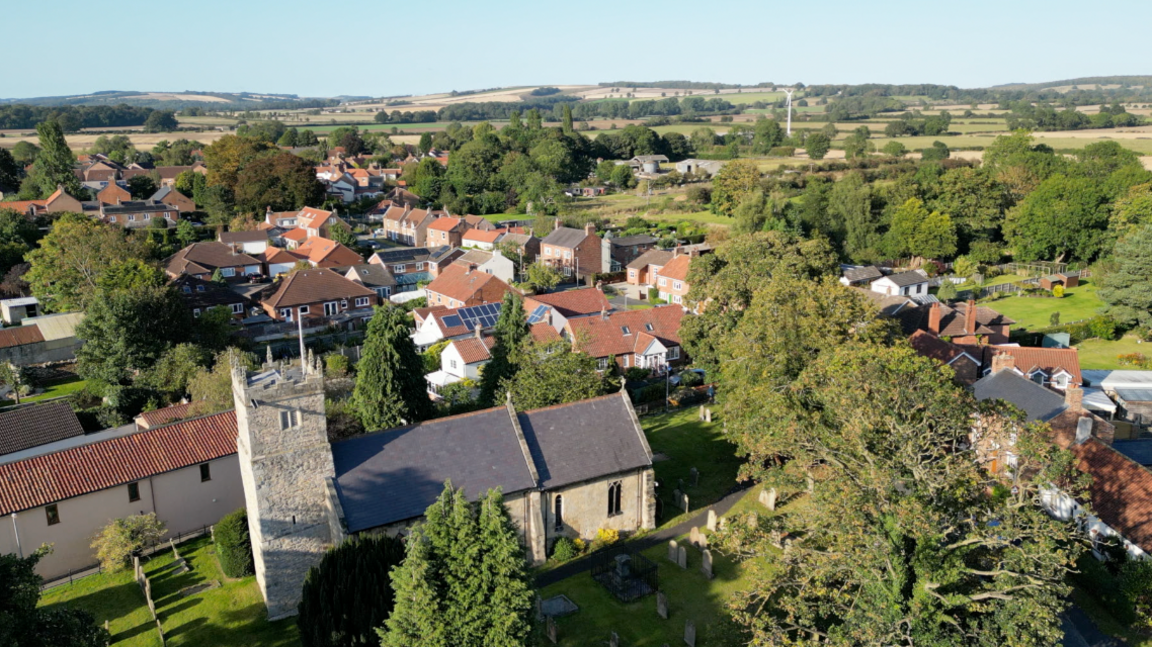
{"left": 641, "top": 407, "right": 743, "bottom": 529}
{"left": 982, "top": 280, "right": 1104, "bottom": 331}
{"left": 0, "top": 377, "right": 88, "bottom": 408}
{"left": 1076, "top": 335, "right": 1149, "bottom": 370}
{"left": 40, "top": 536, "right": 299, "bottom": 647}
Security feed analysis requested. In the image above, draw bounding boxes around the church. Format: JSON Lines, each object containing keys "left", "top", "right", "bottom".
{"left": 231, "top": 355, "right": 657, "bottom": 619}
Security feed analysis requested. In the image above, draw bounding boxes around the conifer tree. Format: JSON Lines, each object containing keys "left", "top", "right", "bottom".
{"left": 298, "top": 534, "right": 405, "bottom": 647}
{"left": 30, "top": 119, "right": 81, "bottom": 198}
{"left": 379, "top": 483, "right": 535, "bottom": 647}
{"left": 478, "top": 290, "right": 530, "bottom": 406}
{"left": 352, "top": 305, "right": 434, "bottom": 430}
{"left": 562, "top": 104, "right": 574, "bottom": 134}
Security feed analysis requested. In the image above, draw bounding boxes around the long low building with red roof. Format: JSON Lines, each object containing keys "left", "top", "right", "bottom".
{"left": 0, "top": 410, "right": 243, "bottom": 579}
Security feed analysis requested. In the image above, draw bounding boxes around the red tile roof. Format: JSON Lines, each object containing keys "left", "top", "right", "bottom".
{"left": 530, "top": 323, "right": 561, "bottom": 343}
{"left": 452, "top": 335, "right": 496, "bottom": 364}
{"left": 262, "top": 247, "right": 299, "bottom": 265}
{"left": 428, "top": 217, "right": 464, "bottom": 232}
{"left": 908, "top": 330, "right": 977, "bottom": 365}
{"left": 425, "top": 264, "right": 512, "bottom": 305}
{"left": 463, "top": 228, "right": 506, "bottom": 244}
{"left": 0, "top": 200, "right": 46, "bottom": 214}
{"left": 985, "top": 345, "right": 1082, "bottom": 386}
{"left": 282, "top": 228, "right": 310, "bottom": 243}
{"left": 525, "top": 288, "right": 611, "bottom": 318}
{"left": 297, "top": 206, "right": 335, "bottom": 230}
{"left": 566, "top": 305, "right": 685, "bottom": 358}
{"left": 0, "top": 411, "right": 237, "bottom": 516}
{"left": 136, "top": 402, "right": 196, "bottom": 428}
{"left": 658, "top": 254, "right": 691, "bottom": 282}
{"left": 295, "top": 237, "right": 363, "bottom": 267}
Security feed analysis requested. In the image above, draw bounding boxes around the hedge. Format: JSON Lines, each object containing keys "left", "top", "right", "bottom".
{"left": 215, "top": 508, "right": 254, "bottom": 578}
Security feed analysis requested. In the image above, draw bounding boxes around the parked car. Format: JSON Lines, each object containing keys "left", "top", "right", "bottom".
{"left": 373, "top": 228, "right": 387, "bottom": 236}
{"left": 669, "top": 368, "right": 705, "bottom": 387}
{"left": 245, "top": 273, "right": 269, "bottom": 283}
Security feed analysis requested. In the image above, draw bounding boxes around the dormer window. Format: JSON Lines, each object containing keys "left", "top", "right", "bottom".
{"left": 621, "top": 326, "right": 630, "bottom": 335}
{"left": 1029, "top": 371, "right": 1045, "bottom": 385}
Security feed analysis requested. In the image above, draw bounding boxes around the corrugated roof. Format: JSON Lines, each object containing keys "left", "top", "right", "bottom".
{"left": 0, "top": 325, "right": 44, "bottom": 349}
{"left": 23, "top": 313, "right": 83, "bottom": 342}
{"left": 1116, "top": 389, "right": 1152, "bottom": 403}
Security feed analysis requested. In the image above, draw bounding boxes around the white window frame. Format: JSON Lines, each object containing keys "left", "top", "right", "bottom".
{"left": 450, "top": 359, "right": 458, "bottom": 370}
{"left": 564, "top": 250, "right": 571, "bottom": 260}
{"left": 658, "top": 277, "right": 667, "bottom": 287}
{"left": 597, "top": 357, "right": 609, "bottom": 371}
{"left": 544, "top": 248, "right": 552, "bottom": 256}
{"left": 416, "top": 262, "right": 425, "bottom": 270}
{"left": 667, "top": 346, "right": 680, "bottom": 360}
{"left": 280, "top": 308, "right": 293, "bottom": 321}
{"left": 673, "top": 294, "right": 682, "bottom": 304}
{"left": 355, "top": 297, "right": 370, "bottom": 307}
{"left": 298, "top": 305, "right": 310, "bottom": 315}
{"left": 394, "top": 264, "right": 406, "bottom": 273}
{"left": 324, "top": 301, "right": 339, "bottom": 316}
{"left": 231, "top": 303, "right": 244, "bottom": 314}
{"left": 673, "top": 281, "right": 682, "bottom": 291}
{"left": 222, "top": 267, "right": 236, "bottom": 277}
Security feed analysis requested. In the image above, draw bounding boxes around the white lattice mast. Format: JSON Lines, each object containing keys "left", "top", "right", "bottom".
{"left": 784, "top": 89, "right": 795, "bottom": 137}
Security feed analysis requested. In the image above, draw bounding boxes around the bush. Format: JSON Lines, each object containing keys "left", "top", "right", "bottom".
{"left": 91, "top": 514, "right": 166, "bottom": 572}
{"left": 590, "top": 528, "right": 620, "bottom": 551}
{"left": 624, "top": 367, "right": 650, "bottom": 382}
{"left": 1052, "top": 284, "right": 1065, "bottom": 298}
{"left": 937, "top": 280, "right": 958, "bottom": 301}
{"left": 685, "top": 186, "right": 711, "bottom": 204}
{"left": 551, "top": 537, "right": 579, "bottom": 562}
{"left": 1073, "top": 552, "right": 1137, "bottom": 626}
{"left": 215, "top": 508, "right": 254, "bottom": 577}
{"left": 325, "top": 353, "right": 350, "bottom": 377}
{"left": 298, "top": 534, "right": 405, "bottom": 647}
{"left": 1121, "top": 559, "right": 1152, "bottom": 632}
{"left": 679, "top": 370, "right": 704, "bottom": 387}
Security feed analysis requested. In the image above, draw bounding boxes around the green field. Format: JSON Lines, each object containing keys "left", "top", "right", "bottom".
{"left": 984, "top": 280, "right": 1104, "bottom": 330}
{"left": 40, "top": 537, "right": 298, "bottom": 647}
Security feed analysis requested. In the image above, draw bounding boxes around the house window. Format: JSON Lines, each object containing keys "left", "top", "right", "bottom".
{"left": 607, "top": 481, "right": 623, "bottom": 516}
{"left": 629, "top": 270, "right": 636, "bottom": 278}
{"left": 377, "top": 287, "right": 391, "bottom": 298}
{"left": 394, "top": 265, "right": 406, "bottom": 273}
{"left": 563, "top": 251, "right": 571, "bottom": 260}
{"left": 623, "top": 355, "right": 630, "bottom": 368}
{"left": 280, "top": 308, "right": 293, "bottom": 321}
{"left": 355, "top": 297, "right": 370, "bottom": 307}
{"left": 658, "top": 278, "right": 667, "bottom": 287}
{"left": 231, "top": 303, "right": 244, "bottom": 314}
{"left": 1055, "top": 375, "right": 1069, "bottom": 388}
{"left": 645, "top": 323, "right": 653, "bottom": 332}
{"left": 667, "top": 346, "right": 680, "bottom": 360}
{"left": 280, "top": 410, "right": 293, "bottom": 430}
{"left": 545, "top": 248, "right": 552, "bottom": 256}
{"left": 128, "top": 214, "right": 136, "bottom": 222}
{"left": 450, "top": 359, "right": 458, "bottom": 370}
{"left": 45, "top": 504, "right": 60, "bottom": 526}
{"left": 597, "top": 357, "right": 609, "bottom": 371}
{"left": 621, "top": 326, "right": 630, "bottom": 335}
{"left": 416, "top": 262, "right": 425, "bottom": 270}
{"left": 128, "top": 482, "right": 140, "bottom": 502}
{"left": 196, "top": 285, "right": 206, "bottom": 292}
{"left": 673, "top": 281, "right": 682, "bottom": 291}
{"left": 143, "top": 213, "right": 151, "bottom": 220}
{"left": 222, "top": 268, "right": 236, "bottom": 277}
{"left": 554, "top": 495, "right": 564, "bottom": 531}
{"left": 199, "top": 463, "right": 211, "bottom": 482}
{"left": 673, "top": 295, "right": 682, "bottom": 304}
{"left": 182, "top": 285, "right": 191, "bottom": 294}
{"left": 298, "top": 306, "right": 310, "bottom": 315}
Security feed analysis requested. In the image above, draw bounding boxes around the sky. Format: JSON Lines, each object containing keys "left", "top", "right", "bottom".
{"left": 5, "top": 0, "right": 1151, "bottom": 99}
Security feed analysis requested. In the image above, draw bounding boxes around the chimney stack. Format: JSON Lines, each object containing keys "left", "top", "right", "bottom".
{"left": 585, "top": 222, "right": 597, "bottom": 236}
{"left": 965, "top": 299, "right": 977, "bottom": 336}
{"left": 928, "top": 301, "right": 942, "bottom": 335}
{"left": 1065, "top": 383, "right": 1084, "bottom": 413}
{"left": 991, "top": 351, "right": 1015, "bottom": 374}
{"left": 554, "top": 219, "right": 561, "bottom": 231}
{"left": 600, "top": 307, "right": 608, "bottom": 321}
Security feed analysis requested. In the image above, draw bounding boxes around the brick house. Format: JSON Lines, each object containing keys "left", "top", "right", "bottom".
{"left": 96, "top": 181, "right": 131, "bottom": 206}
{"left": 498, "top": 232, "right": 540, "bottom": 263}
{"left": 424, "top": 263, "right": 514, "bottom": 308}
{"left": 565, "top": 305, "right": 686, "bottom": 373}
{"left": 151, "top": 186, "right": 196, "bottom": 213}
{"left": 908, "top": 329, "right": 982, "bottom": 385}
{"left": 296, "top": 207, "right": 350, "bottom": 239}
{"left": 165, "top": 242, "right": 263, "bottom": 281}
{"left": 540, "top": 222, "right": 603, "bottom": 279}
{"left": 653, "top": 254, "right": 692, "bottom": 306}
{"left": 100, "top": 201, "right": 181, "bottom": 228}
{"left": 259, "top": 268, "right": 379, "bottom": 323}
{"left": 292, "top": 237, "right": 364, "bottom": 269}
{"left": 603, "top": 234, "right": 658, "bottom": 271}
{"left": 626, "top": 250, "right": 673, "bottom": 290}
{"left": 898, "top": 300, "right": 1015, "bottom": 346}
{"left": 426, "top": 217, "right": 469, "bottom": 248}
{"left": 523, "top": 288, "right": 612, "bottom": 331}
{"left": 382, "top": 206, "right": 435, "bottom": 246}
{"left": 173, "top": 275, "right": 251, "bottom": 320}
{"left": 462, "top": 227, "right": 506, "bottom": 251}
{"left": 368, "top": 246, "right": 462, "bottom": 293}
{"left": 463, "top": 214, "right": 498, "bottom": 232}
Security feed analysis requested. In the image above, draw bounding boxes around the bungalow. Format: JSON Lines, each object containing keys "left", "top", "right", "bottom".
{"left": 165, "top": 242, "right": 263, "bottom": 281}
{"left": 100, "top": 201, "right": 181, "bottom": 228}
{"left": 565, "top": 305, "right": 686, "bottom": 374}
{"left": 261, "top": 248, "right": 300, "bottom": 277}
{"left": 870, "top": 270, "right": 929, "bottom": 298}
{"left": 452, "top": 249, "right": 515, "bottom": 283}
{"left": 344, "top": 264, "right": 397, "bottom": 300}
{"left": 259, "top": 268, "right": 379, "bottom": 323}
{"left": 425, "top": 264, "right": 514, "bottom": 309}
{"left": 840, "top": 265, "right": 884, "bottom": 287}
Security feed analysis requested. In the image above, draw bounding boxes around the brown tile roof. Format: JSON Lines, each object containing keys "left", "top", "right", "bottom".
{"left": 658, "top": 254, "right": 691, "bottom": 282}
{"left": 0, "top": 411, "right": 237, "bottom": 516}
{"left": 0, "top": 200, "right": 46, "bottom": 214}
{"left": 425, "top": 264, "right": 512, "bottom": 304}
{"left": 261, "top": 247, "right": 298, "bottom": 265}
{"left": 384, "top": 205, "right": 409, "bottom": 222}
{"left": 295, "top": 237, "right": 363, "bottom": 267}
{"left": 908, "top": 330, "right": 979, "bottom": 366}
{"left": 525, "top": 288, "right": 611, "bottom": 318}
{"left": 463, "top": 215, "right": 497, "bottom": 231}
{"left": 263, "top": 268, "right": 377, "bottom": 309}
{"left": 530, "top": 323, "right": 561, "bottom": 344}
{"left": 451, "top": 335, "right": 496, "bottom": 364}
{"left": 463, "top": 228, "right": 506, "bottom": 244}
{"left": 96, "top": 182, "right": 131, "bottom": 205}
{"left": 627, "top": 249, "right": 673, "bottom": 271}
{"left": 898, "top": 302, "right": 1015, "bottom": 337}
{"left": 165, "top": 242, "right": 262, "bottom": 276}
{"left": 982, "top": 345, "right": 1083, "bottom": 386}
{"left": 282, "top": 228, "right": 310, "bottom": 243}
{"left": 566, "top": 305, "right": 685, "bottom": 358}
{"left": 297, "top": 206, "right": 336, "bottom": 230}
{"left": 0, "top": 325, "right": 44, "bottom": 349}
{"left": 428, "top": 217, "right": 464, "bottom": 232}
{"left": 0, "top": 401, "right": 85, "bottom": 456}
{"left": 136, "top": 402, "right": 196, "bottom": 428}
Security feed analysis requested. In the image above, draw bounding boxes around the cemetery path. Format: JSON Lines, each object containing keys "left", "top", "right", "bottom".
{"left": 535, "top": 486, "right": 751, "bottom": 588}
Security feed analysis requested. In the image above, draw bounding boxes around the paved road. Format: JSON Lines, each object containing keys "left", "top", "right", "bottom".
{"left": 535, "top": 485, "right": 751, "bottom": 588}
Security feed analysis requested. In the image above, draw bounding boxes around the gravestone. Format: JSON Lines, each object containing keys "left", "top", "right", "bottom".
{"left": 689, "top": 526, "right": 700, "bottom": 548}
{"left": 704, "top": 408, "right": 712, "bottom": 423}
{"left": 684, "top": 620, "right": 696, "bottom": 647}
{"left": 546, "top": 617, "right": 558, "bottom": 644}
{"left": 718, "top": 516, "right": 727, "bottom": 530}
{"left": 536, "top": 596, "right": 543, "bottom": 621}
{"left": 759, "top": 487, "right": 777, "bottom": 511}
{"left": 676, "top": 545, "right": 687, "bottom": 569}
{"left": 706, "top": 508, "right": 717, "bottom": 532}
{"left": 667, "top": 539, "right": 679, "bottom": 563}
{"left": 689, "top": 467, "right": 699, "bottom": 486}
{"left": 747, "top": 512, "right": 758, "bottom": 528}
{"left": 657, "top": 591, "right": 669, "bottom": 619}
{"left": 673, "top": 488, "right": 682, "bottom": 506}
{"left": 679, "top": 492, "right": 689, "bottom": 513}
{"left": 701, "top": 550, "right": 714, "bottom": 580}
{"left": 698, "top": 405, "right": 706, "bottom": 421}
{"left": 610, "top": 631, "right": 619, "bottom": 647}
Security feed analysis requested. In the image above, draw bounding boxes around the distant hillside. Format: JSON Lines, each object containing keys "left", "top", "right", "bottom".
{"left": 989, "top": 76, "right": 1152, "bottom": 91}
{"left": 0, "top": 90, "right": 338, "bottom": 111}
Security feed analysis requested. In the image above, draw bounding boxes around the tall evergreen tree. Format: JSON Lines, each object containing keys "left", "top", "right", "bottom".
{"left": 352, "top": 305, "right": 434, "bottom": 430}
{"left": 30, "top": 120, "right": 81, "bottom": 198}
{"left": 298, "top": 534, "right": 405, "bottom": 647}
{"left": 478, "top": 290, "right": 530, "bottom": 406}
{"left": 379, "top": 483, "right": 535, "bottom": 647}
{"left": 561, "top": 104, "right": 574, "bottom": 134}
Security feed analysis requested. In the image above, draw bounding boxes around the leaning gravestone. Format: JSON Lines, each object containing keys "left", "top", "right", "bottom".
{"left": 701, "top": 549, "right": 714, "bottom": 580}
{"left": 667, "top": 539, "right": 679, "bottom": 563}
{"left": 546, "top": 617, "right": 558, "bottom": 644}
{"left": 677, "top": 545, "right": 687, "bottom": 569}
{"left": 688, "top": 526, "right": 700, "bottom": 548}
{"left": 680, "top": 492, "right": 690, "bottom": 513}
{"left": 657, "top": 591, "right": 669, "bottom": 619}
{"left": 706, "top": 508, "right": 717, "bottom": 532}
{"left": 684, "top": 620, "right": 696, "bottom": 647}
{"left": 759, "top": 487, "right": 777, "bottom": 511}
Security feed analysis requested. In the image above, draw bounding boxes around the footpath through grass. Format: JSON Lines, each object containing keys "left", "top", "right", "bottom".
{"left": 40, "top": 536, "right": 298, "bottom": 647}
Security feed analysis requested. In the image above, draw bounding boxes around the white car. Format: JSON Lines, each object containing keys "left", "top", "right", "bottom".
{"left": 373, "top": 228, "right": 387, "bottom": 236}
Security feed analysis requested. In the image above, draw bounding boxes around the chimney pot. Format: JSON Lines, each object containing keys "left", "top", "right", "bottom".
{"left": 585, "top": 222, "right": 597, "bottom": 236}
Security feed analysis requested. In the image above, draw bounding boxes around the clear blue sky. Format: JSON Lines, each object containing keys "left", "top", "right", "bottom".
{"left": 5, "top": 0, "right": 1150, "bottom": 99}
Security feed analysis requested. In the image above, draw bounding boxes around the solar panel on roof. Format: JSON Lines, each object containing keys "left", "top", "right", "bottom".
{"left": 442, "top": 315, "right": 462, "bottom": 328}
{"left": 526, "top": 305, "right": 549, "bottom": 324}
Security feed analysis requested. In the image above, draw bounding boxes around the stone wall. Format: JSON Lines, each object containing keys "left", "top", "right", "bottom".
{"left": 543, "top": 467, "right": 655, "bottom": 549}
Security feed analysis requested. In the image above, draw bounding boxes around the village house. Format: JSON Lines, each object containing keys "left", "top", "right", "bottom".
{"left": 898, "top": 300, "right": 1015, "bottom": 345}
{"left": 424, "top": 263, "right": 514, "bottom": 308}
{"left": 259, "top": 268, "right": 379, "bottom": 323}
{"left": 425, "top": 331, "right": 494, "bottom": 399}
{"left": 426, "top": 217, "right": 469, "bottom": 248}
{"left": 461, "top": 227, "right": 506, "bottom": 251}
{"left": 498, "top": 232, "right": 541, "bottom": 264}
{"left": 135, "top": 402, "right": 198, "bottom": 430}
{"left": 523, "top": 288, "right": 612, "bottom": 332}
{"left": 411, "top": 302, "right": 498, "bottom": 350}
{"left": 173, "top": 275, "right": 251, "bottom": 320}
{"left": 839, "top": 265, "right": 884, "bottom": 287}
{"left": 975, "top": 346, "right": 1083, "bottom": 391}
{"left": 95, "top": 181, "right": 131, "bottom": 206}
{"left": 653, "top": 254, "right": 692, "bottom": 306}
{"left": 0, "top": 186, "right": 84, "bottom": 218}
{"left": 224, "top": 355, "right": 655, "bottom": 618}
{"left": 218, "top": 230, "right": 270, "bottom": 256}
{"left": 368, "top": 246, "right": 462, "bottom": 293}
{"left": 166, "top": 242, "right": 263, "bottom": 281}
{"left": 262, "top": 248, "right": 300, "bottom": 278}
{"left": 463, "top": 214, "right": 499, "bottom": 232}
{"left": 296, "top": 207, "right": 350, "bottom": 239}
{"left": 603, "top": 233, "right": 658, "bottom": 271}
{"left": 292, "top": 237, "right": 364, "bottom": 269}
{"left": 626, "top": 250, "right": 674, "bottom": 293}
{"left": 100, "top": 201, "right": 181, "bottom": 228}
{"left": 121, "top": 164, "right": 205, "bottom": 187}
{"left": 344, "top": 264, "right": 397, "bottom": 300}
{"left": 452, "top": 249, "right": 516, "bottom": 283}
{"left": 150, "top": 186, "right": 196, "bottom": 213}
{"left": 540, "top": 222, "right": 605, "bottom": 279}
{"left": 870, "top": 270, "right": 929, "bottom": 298}
{"left": 0, "top": 410, "right": 243, "bottom": 579}
{"left": 0, "top": 402, "right": 85, "bottom": 457}
{"left": 565, "top": 305, "right": 686, "bottom": 373}
{"left": 381, "top": 206, "right": 436, "bottom": 246}
{"left": 908, "top": 330, "right": 983, "bottom": 385}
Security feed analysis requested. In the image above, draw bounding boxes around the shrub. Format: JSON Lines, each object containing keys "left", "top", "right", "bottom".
{"left": 1121, "top": 559, "right": 1152, "bottom": 631}
{"left": 1119, "top": 353, "right": 1152, "bottom": 369}
{"left": 685, "top": 186, "right": 711, "bottom": 204}
{"left": 215, "top": 508, "right": 254, "bottom": 577}
{"left": 1090, "top": 317, "right": 1117, "bottom": 341}
{"left": 591, "top": 528, "right": 620, "bottom": 551}
{"left": 680, "top": 370, "right": 704, "bottom": 387}
{"left": 768, "top": 146, "right": 796, "bottom": 157}
{"left": 91, "top": 514, "right": 166, "bottom": 572}
{"left": 647, "top": 287, "right": 659, "bottom": 302}
{"left": 1052, "top": 284, "right": 1065, "bottom": 298}
{"left": 325, "top": 353, "right": 350, "bottom": 377}
{"left": 624, "top": 367, "right": 650, "bottom": 382}
{"left": 1073, "top": 552, "right": 1137, "bottom": 626}
{"left": 551, "top": 537, "right": 579, "bottom": 562}
{"left": 937, "top": 280, "right": 957, "bottom": 301}
{"left": 298, "top": 534, "right": 405, "bottom": 647}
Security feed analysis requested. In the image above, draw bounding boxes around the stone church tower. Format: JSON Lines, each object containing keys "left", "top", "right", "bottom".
{"left": 231, "top": 355, "right": 334, "bottom": 620}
